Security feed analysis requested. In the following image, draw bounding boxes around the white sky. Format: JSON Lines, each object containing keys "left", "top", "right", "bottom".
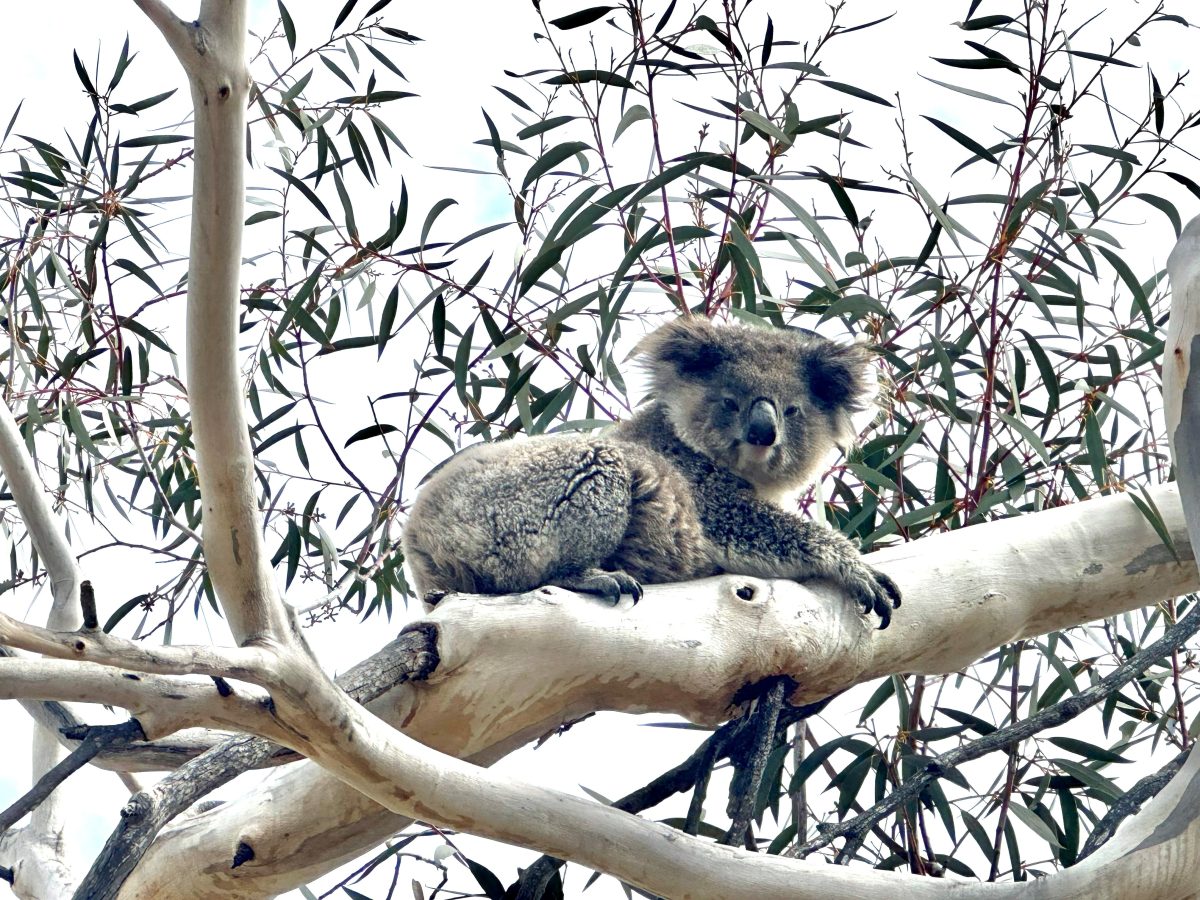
{"left": 1, "top": 1, "right": 1199, "bottom": 897}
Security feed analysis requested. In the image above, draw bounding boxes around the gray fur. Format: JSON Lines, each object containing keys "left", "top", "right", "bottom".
{"left": 403, "top": 318, "right": 901, "bottom": 627}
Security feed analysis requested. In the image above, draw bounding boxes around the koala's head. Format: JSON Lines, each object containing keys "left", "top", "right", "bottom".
{"left": 635, "top": 317, "right": 874, "bottom": 495}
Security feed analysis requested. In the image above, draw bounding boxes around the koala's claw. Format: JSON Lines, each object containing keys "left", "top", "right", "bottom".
{"left": 422, "top": 589, "right": 450, "bottom": 608}
{"left": 847, "top": 566, "right": 901, "bottom": 630}
{"left": 552, "top": 570, "right": 643, "bottom": 606}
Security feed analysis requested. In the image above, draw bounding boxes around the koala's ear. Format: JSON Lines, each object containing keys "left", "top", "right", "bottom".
{"left": 634, "top": 316, "right": 728, "bottom": 377}
{"left": 805, "top": 342, "right": 873, "bottom": 411}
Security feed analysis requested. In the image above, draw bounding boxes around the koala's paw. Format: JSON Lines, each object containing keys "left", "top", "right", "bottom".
{"left": 843, "top": 564, "right": 901, "bottom": 629}
{"left": 552, "top": 569, "right": 643, "bottom": 606}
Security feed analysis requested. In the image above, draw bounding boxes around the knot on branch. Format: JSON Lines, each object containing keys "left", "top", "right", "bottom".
{"left": 121, "top": 792, "right": 154, "bottom": 825}
{"left": 231, "top": 841, "right": 255, "bottom": 869}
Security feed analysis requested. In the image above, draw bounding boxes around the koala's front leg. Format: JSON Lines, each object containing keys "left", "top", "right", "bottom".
{"left": 704, "top": 498, "right": 901, "bottom": 628}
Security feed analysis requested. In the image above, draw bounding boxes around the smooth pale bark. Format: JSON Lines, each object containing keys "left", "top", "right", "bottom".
{"left": 132, "top": 0, "right": 290, "bottom": 647}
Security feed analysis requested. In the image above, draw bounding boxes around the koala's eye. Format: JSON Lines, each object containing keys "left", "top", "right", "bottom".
{"left": 784, "top": 405, "right": 799, "bottom": 417}
{"left": 722, "top": 398, "right": 739, "bottom": 413}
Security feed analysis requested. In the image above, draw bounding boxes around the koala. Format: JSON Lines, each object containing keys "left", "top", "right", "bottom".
{"left": 402, "top": 317, "right": 901, "bottom": 627}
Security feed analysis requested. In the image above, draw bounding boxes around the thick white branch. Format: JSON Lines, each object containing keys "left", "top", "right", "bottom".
{"left": 0, "top": 402, "right": 80, "bottom": 621}
{"left": 0, "top": 826, "right": 78, "bottom": 900}
{"left": 133, "top": 0, "right": 291, "bottom": 647}
{"left": 0, "top": 657, "right": 275, "bottom": 740}
{"left": 0, "top": 610, "right": 270, "bottom": 684}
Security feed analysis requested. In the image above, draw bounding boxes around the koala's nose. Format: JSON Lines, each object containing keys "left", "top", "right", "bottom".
{"left": 746, "top": 398, "right": 778, "bottom": 446}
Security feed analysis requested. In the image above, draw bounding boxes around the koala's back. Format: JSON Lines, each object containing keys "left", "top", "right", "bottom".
{"left": 403, "top": 430, "right": 712, "bottom": 598}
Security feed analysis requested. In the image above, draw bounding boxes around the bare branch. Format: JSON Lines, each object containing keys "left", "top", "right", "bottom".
{"left": 0, "top": 722, "right": 144, "bottom": 834}
{"left": 0, "top": 611, "right": 270, "bottom": 685}
{"left": 0, "top": 400, "right": 79, "bottom": 623}
{"left": 130, "top": 0, "right": 290, "bottom": 647}
{"left": 0, "top": 656, "right": 276, "bottom": 739}
{"left": 129, "top": 0, "right": 201, "bottom": 73}
{"left": 1078, "top": 749, "right": 1189, "bottom": 861}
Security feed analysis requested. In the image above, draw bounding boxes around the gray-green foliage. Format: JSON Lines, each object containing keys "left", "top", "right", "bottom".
{"left": 1, "top": 0, "right": 1199, "bottom": 890}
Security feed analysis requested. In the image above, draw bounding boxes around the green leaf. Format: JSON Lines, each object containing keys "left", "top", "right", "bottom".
{"left": 996, "top": 412, "right": 1052, "bottom": 465}
{"left": 1068, "top": 49, "right": 1137, "bottom": 69}
{"left": 332, "top": 0, "right": 360, "bottom": 31}
{"left": 921, "top": 115, "right": 997, "bottom": 164}
{"left": 905, "top": 169, "right": 982, "bottom": 248}
{"left": 420, "top": 197, "right": 457, "bottom": 248}
{"left": 1052, "top": 759, "right": 1123, "bottom": 800}
{"left": 549, "top": 6, "right": 617, "bottom": 29}
{"left": 246, "top": 210, "right": 282, "bottom": 226}
{"left": 788, "top": 735, "right": 875, "bottom": 792}
{"left": 103, "top": 593, "right": 151, "bottom": 633}
{"left": 463, "top": 857, "right": 506, "bottom": 900}
{"left": 268, "top": 166, "right": 332, "bottom": 222}
{"left": 521, "top": 141, "right": 590, "bottom": 191}
{"left": 762, "top": 184, "right": 842, "bottom": 266}
{"left": 1094, "top": 243, "right": 1151, "bottom": 326}
{"left": 2, "top": 100, "right": 22, "bottom": 143}
{"left": 256, "top": 423, "right": 306, "bottom": 454}
{"left": 1009, "top": 269, "right": 1057, "bottom": 328}
{"left": 494, "top": 85, "right": 535, "bottom": 113}
{"left": 1008, "top": 803, "right": 1062, "bottom": 849}
{"left": 543, "top": 69, "right": 638, "bottom": 90}
{"left": 1132, "top": 192, "right": 1182, "bottom": 237}
{"left": 119, "top": 315, "right": 173, "bottom": 354}
{"left": 278, "top": 1, "right": 296, "bottom": 52}
{"left": 377, "top": 282, "right": 399, "bottom": 358}
{"left": 1020, "top": 330, "right": 1060, "bottom": 414}
{"left": 921, "top": 75, "right": 1017, "bottom": 108}
{"left": 1083, "top": 408, "right": 1108, "bottom": 489}
{"left": 960, "top": 14, "right": 1015, "bottom": 29}
{"left": 1047, "top": 736, "right": 1131, "bottom": 764}
{"left": 937, "top": 707, "right": 996, "bottom": 735}
{"left": 454, "top": 322, "right": 475, "bottom": 405}
{"left": 1005, "top": 179, "right": 1053, "bottom": 233}
{"left": 517, "top": 115, "right": 577, "bottom": 140}
{"left": 934, "top": 56, "right": 1019, "bottom": 72}
{"left": 1128, "top": 486, "right": 1180, "bottom": 563}
{"left": 1167, "top": 171, "right": 1200, "bottom": 202}
{"left": 1078, "top": 144, "right": 1140, "bottom": 165}
{"left": 73, "top": 51, "right": 97, "bottom": 99}
{"left": 613, "top": 104, "right": 650, "bottom": 142}
{"left": 815, "top": 79, "right": 893, "bottom": 107}
{"left": 344, "top": 424, "right": 399, "bottom": 447}
{"left": 333, "top": 171, "right": 357, "bottom": 240}
{"left": 608, "top": 222, "right": 662, "bottom": 294}
{"left": 118, "top": 134, "right": 190, "bottom": 148}
{"left": 774, "top": 230, "right": 839, "bottom": 292}
{"left": 112, "top": 89, "right": 177, "bottom": 115}
{"left": 483, "top": 332, "right": 528, "bottom": 360}
{"left": 741, "top": 109, "right": 791, "bottom": 145}
{"left": 519, "top": 242, "right": 567, "bottom": 296}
